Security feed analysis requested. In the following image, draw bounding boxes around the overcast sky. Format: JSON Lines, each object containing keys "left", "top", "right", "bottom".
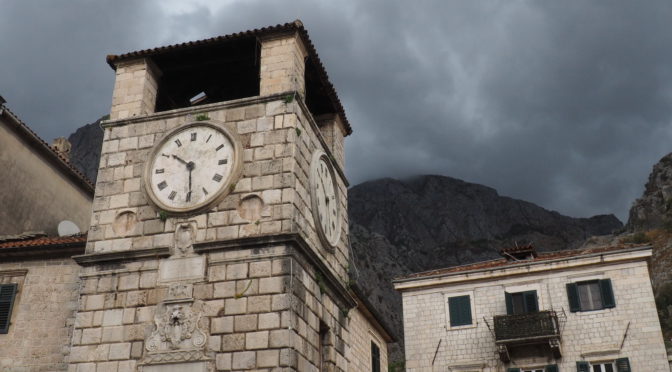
{"left": 2, "top": 0, "right": 672, "bottom": 222}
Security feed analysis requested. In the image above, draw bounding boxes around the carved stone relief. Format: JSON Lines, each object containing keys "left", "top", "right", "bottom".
{"left": 144, "top": 300, "right": 208, "bottom": 364}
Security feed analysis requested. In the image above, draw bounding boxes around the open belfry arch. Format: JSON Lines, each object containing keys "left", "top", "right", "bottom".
{"left": 69, "top": 20, "right": 387, "bottom": 371}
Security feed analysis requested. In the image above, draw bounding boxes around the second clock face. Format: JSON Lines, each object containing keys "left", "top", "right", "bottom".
{"left": 310, "top": 151, "right": 341, "bottom": 249}
{"left": 146, "top": 123, "right": 238, "bottom": 213}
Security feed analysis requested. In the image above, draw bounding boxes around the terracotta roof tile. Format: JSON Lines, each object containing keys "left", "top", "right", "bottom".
{"left": 0, "top": 234, "right": 87, "bottom": 249}
{"left": 397, "top": 243, "right": 646, "bottom": 281}
{"left": 105, "top": 20, "right": 352, "bottom": 136}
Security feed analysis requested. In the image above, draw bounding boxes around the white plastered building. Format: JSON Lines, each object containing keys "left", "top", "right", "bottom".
{"left": 394, "top": 244, "right": 668, "bottom": 372}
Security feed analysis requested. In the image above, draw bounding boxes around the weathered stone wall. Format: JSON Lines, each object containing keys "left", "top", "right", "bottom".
{"left": 347, "top": 307, "right": 389, "bottom": 372}
{"left": 400, "top": 258, "right": 668, "bottom": 371}
{"left": 0, "top": 259, "right": 80, "bottom": 371}
{"left": 89, "top": 97, "right": 349, "bottom": 291}
{"left": 0, "top": 118, "right": 92, "bottom": 235}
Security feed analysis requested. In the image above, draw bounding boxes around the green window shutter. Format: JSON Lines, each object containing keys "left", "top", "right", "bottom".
{"left": 600, "top": 279, "right": 616, "bottom": 308}
{"left": 505, "top": 292, "right": 514, "bottom": 315}
{"left": 0, "top": 283, "right": 18, "bottom": 334}
{"left": 545, "top": 364, "right": 559, "bottom": 372}
{"left": 615, "top": 357, "right": 631, "bottom": 372}
{"left": 370, "top": 341, "right": 380, "bottom": 372}
{"left": 507, "top": 368, "right": 521, "bottom": 372}
{"left": 576, "top": 361, "right": 590, "bottom": 372}
{"left": 448, "top": 295, "right": 472, "bottom": 326}
{"left": 567, "top": 283, "right": 580, "bottom": 312}
{"left": 524, "top": 290, "right": 539, "bottom": 313}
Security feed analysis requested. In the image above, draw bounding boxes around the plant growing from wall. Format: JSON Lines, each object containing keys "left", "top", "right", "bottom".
{"left": 235, "top": 280, "right": 253, "bottom": 299}
{"left": 315, "top": 271, "right": 326, "bottom": 295}
{"left": 195, "top": 113, "right": 210, "bottom": 121}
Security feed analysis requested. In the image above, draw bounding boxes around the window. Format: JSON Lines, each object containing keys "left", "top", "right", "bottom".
{"left": 566, "top": 279, "right": 615, "bottom": 312}
{"left": 0, "top": 283, "right": 18, "bottom": 334}
{"left": 505, "top": 290, "right": 538, "bottom": 315}
{"left": 576, "top": 358, "right": 630, "bottom": 372}
{"left": 371, "top": 341, "right": 380, "bottom": 372}
{"left": 319, "top": 322, "right": 329, "bottom": 371}
{"left": 507, "top": 366, "right": 557, "bottom": 372}
{"left": 448, "top": 295, "right": 472, "bottom": 326}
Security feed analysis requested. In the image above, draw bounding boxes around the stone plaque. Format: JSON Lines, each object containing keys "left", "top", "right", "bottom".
{"left": 141, "top": 361, "right": 208, "bottom": 372}
{"left": 158, "top": 255, "right": 206, "bottom": 283}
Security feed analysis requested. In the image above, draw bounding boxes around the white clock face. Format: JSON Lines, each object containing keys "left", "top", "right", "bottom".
{"left": 310, "top": 151, "right": 341, "bottom": 249}
{"left": 145, "top": 123, "right": 239, "bottom": 213}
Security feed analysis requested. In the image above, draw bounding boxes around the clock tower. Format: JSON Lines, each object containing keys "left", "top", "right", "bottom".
{"left": 71, "top": 21, "right": 359, "bottom": 371}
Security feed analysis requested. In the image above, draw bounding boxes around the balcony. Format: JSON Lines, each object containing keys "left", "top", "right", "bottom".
{"left": 493, "top": 310, "right": 561, "bottom": 361}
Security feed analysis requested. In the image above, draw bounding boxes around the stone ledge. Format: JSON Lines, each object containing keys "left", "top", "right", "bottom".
{"left": 101, "top": 93, "right": 289, "bottom": 128}
{"left": 73, "top": 247, "right": 170, "bottom": 265}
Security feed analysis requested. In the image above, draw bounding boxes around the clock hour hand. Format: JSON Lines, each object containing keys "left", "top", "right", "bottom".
{"left": 171, "top": 154, "right": 188, "bottom": 165}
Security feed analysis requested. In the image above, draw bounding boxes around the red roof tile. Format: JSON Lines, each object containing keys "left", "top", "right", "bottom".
{"left": 105, "top": 20, "right": 352, "bottom": 136}
{"left": 396, "top": 244, "right": 647, "bottom": 281}
{"left": 0, "top": 234, "right": 87, "bottom": 249}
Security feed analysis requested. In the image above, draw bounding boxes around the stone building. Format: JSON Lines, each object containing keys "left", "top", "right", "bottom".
{"left": 394, "top": 244, "right": 669, "bottom": 371}
{"left": 0, "top": 96, "right": 93, "bottom": 236}
{"left": 0, "top": 96, "right": 92, "bottom": 371}
{"left": 64, "top": 20, "right": 389, "bottom": 371}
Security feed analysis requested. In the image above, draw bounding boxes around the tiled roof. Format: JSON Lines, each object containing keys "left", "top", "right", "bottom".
{"left": 0, "top": 234, "right": 87, "bottom": 249}
{"left": 0, "top": 105, "right": 95, "bottom": 193}
{"left": 396, "top": 244, "right": 647, "bottom": 281}
{"left": 105, "top": 20, "right": 352, "bottom": 136}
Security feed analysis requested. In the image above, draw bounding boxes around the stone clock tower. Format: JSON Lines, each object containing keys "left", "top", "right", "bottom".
{"left": 70, "top": 21, "right": 361, "bottom": 371}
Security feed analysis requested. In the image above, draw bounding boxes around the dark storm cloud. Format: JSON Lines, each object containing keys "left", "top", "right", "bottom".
{"left": 2, "top": 1, "right": 671, "bottom": 221}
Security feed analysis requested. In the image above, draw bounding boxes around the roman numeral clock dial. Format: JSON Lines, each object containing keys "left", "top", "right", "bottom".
{"left": 144, "top": 122, "right": 241, "bottom": 214}
{"left": 309, "top": 150, "right": 341, "bottom": 251}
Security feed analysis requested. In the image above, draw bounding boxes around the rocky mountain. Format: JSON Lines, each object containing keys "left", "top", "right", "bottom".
{"left": 347, "top": 176, "right": 622, "bottom": 360}
{"left": 627, "top": 153, "right": 672, "bottom": 232}
{"left": 68, "top": 118, "right": 104, "bottom": 183}
{"left": 67, "top": 123, "right": 623, "bottom": 363}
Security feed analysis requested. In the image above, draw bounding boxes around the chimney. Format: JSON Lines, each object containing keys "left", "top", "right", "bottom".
{"left": 499, "top": 242, "right": 537, "bottom": 261}
{"left": 52, "top": 137, "right": 72, "bottom": 160}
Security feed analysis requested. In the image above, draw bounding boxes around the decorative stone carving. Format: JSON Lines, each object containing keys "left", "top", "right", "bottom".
{"left": 158, "top": 221, "right": 206, "bottom": 283}
{"left": 167, "top": 283, "right": 193, "bottom": 301}
{"left": 174, "top": 221, "right": 197, "bottom": 257}
{"left": 145, "top": 301, "right": 207, "bottom": 353}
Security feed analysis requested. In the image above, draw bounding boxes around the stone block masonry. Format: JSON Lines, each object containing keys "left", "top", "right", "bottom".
{"left": 0, "top": 259, "right": 80, "bottom": 371}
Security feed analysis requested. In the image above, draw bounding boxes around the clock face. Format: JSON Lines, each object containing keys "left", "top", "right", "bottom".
{"left": 145, "top": 122, "right": 240, "bottom": 213}
{"left": 310, "top": 151, "right": 341, "bottom": 249}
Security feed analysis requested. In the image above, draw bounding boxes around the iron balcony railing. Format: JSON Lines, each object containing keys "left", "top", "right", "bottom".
{"left": 493, "top": 310, "right": 560, "bottom": 343}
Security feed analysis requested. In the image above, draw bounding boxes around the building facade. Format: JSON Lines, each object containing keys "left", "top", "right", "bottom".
{"left": 394, "top": 244, "right": 669, "bottom": 372}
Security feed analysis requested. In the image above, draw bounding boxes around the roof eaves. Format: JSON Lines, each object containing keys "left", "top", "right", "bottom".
{"left": 393, "top": 244, "right": 652, "bottom": 284}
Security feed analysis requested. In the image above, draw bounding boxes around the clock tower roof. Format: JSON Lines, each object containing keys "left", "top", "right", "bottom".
{"left": 106, "top": 20, "right": 352, "bottom": 136}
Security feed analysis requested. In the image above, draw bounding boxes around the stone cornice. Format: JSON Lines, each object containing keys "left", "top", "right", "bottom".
{"left": 100, "top": 93, "right": 288, "bottom": 128}
{"left": 72, "top": 247, "right": 170, "bottom": 265}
